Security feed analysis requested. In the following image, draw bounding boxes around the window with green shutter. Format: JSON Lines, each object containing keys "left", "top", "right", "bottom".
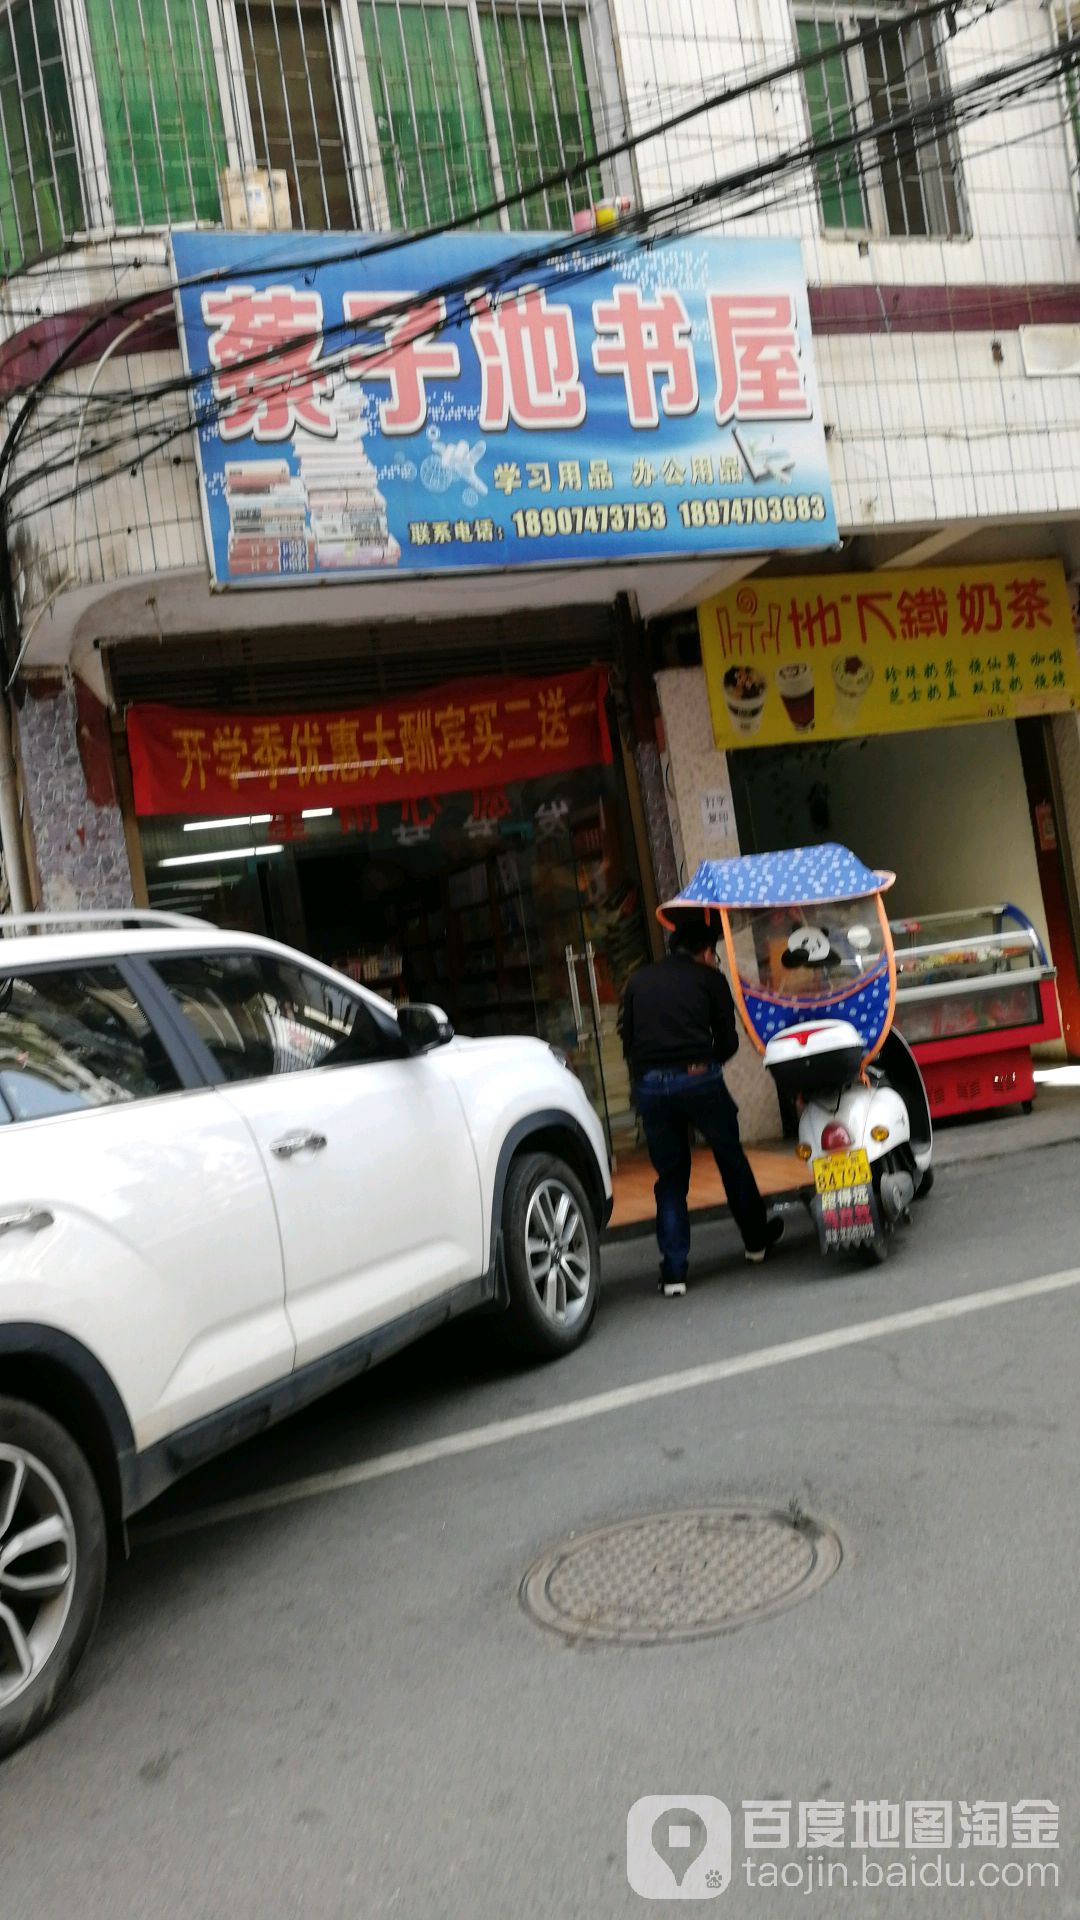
{"left": 796, "top": 14, "right": 868, "bottom": 231}
{"left": 85, "top": 0, "right": 225, "bottom": 227}
{"left": 478, "top": 7, "right": 600, "bottom": 228}
{"left": 794, "top": 6, "right": 962, "bottom": 238}
{"left": 358, "top": 3, "right": 600, "bottom": 231}
{"left": 360, "top": 4, "right": 494, "bottom": 228}
{"left": 0, "top": 0, "right": 83, "bottom": 273}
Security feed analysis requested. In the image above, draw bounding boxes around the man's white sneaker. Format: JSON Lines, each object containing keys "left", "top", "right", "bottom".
{"left": 746, "top": 1215, "right": 785, "bottom": 1264}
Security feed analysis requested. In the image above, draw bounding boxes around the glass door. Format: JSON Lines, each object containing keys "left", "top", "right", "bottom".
{"left": 503, "top": 769, "right": 647, "bottom": 1163}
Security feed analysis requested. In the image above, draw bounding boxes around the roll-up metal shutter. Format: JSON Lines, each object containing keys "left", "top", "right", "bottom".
{"left": 106, "top": 605, "right": 618, "bottom": 713}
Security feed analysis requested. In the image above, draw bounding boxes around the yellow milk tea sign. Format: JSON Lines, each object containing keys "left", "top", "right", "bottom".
{"left": 699, "top": 561, "right": 1080, "bottom": 750}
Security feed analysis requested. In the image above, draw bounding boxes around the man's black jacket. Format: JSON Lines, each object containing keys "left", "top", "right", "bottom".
{"left": 618, "top": 950, "right": 740, "bottom": 1080}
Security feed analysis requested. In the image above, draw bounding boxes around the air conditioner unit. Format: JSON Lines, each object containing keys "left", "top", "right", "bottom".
{"left": 219, "top": 167, "right": 292, "bottom": 233}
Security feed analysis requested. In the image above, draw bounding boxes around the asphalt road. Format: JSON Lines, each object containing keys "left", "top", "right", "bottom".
{"left": 6, "top": 1141, "right": 1080, "bottom": 1919}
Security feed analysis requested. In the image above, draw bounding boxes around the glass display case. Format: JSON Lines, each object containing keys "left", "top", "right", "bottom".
{"left": 890, "top": 905, "right": 1060, "bottom": 1117}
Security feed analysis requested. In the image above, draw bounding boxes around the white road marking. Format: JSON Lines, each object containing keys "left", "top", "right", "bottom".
{"left": 139, "top": 1264, "right": 1080, "bottom": 1541}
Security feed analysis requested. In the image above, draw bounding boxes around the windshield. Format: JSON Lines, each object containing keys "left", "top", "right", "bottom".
{"left": 727, "top": 899, "right": 887, "bottom": 1005}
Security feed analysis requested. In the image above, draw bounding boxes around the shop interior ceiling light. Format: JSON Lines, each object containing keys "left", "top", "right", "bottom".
{"left": 183, "top": 814, "right": 273, "bottom": 833}
{"left": 159, "top": 846, "right": 284, "bottom": 868}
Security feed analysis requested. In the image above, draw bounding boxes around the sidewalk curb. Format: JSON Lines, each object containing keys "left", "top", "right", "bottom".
{"left": 603, "top": 1185, "right": 809, "bottom": 1245}
{"left": 601, "top": 1117, "right": 1080, "bottom": 1246}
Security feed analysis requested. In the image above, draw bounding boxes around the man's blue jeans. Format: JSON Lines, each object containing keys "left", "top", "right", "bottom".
{"left": 634, "top": 1066, "right": 768, "bottom": 1277}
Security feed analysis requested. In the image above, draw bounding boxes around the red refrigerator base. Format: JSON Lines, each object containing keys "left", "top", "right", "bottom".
{"left": 903, "top": 979, "right": 1060, "bottom": 1120}
{"left": 914, "top": 1043, "right": 1036, "bottom": 1119}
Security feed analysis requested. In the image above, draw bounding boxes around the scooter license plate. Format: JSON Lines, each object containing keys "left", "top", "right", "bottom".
{"left": 813, "top": 1148, "right": 872, "bottom": 1193}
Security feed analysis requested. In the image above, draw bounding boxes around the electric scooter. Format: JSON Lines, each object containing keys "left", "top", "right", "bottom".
{"left": 661, "top": 844, "right": 933, "bottom": 1263}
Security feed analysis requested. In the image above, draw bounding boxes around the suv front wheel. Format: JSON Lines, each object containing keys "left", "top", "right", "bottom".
{"left": 500, "top": 1152, "right": 600, "bottom": 1358}
{"left": 0, "top": 1399, "right": 107, "bottom": 1758}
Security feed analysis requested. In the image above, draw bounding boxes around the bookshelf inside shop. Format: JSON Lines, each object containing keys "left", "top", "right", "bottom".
{"left": 334, "top": 852, "right": 541, "bottom": 1036}
{"left": 326, "top": 796, "right": 644, "bottom": 1148}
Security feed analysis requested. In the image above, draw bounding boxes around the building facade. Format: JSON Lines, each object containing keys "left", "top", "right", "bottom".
{"left": 3, "top": 0, "right": 1080, "bottom": 1138}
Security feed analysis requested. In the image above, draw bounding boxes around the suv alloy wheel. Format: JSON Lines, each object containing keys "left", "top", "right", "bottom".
{"left": 499, "top": 1152, "right": 600, "bottom": 1357}
{"left": 0, "top": 1401, "right": 107, "bottom": 1757}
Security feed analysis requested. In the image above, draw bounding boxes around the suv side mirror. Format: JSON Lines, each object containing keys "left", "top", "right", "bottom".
{"left": 397, "top": 1003, "right": 455, "bottom": 1054}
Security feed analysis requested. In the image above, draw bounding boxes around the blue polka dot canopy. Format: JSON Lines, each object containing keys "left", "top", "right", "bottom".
{"left": 743, "top": 965, "right": 893, "bottom": 1056}
{"left": 665, "top": 844, "right": 895, "bottom": 911}
{"left": 661, "top": 846, "right": 896, "bottom": 1058}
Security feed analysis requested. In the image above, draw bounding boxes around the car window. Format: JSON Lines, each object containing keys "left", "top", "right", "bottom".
{"left": 0, "top": 966, "right": 181, "bottom": 1123}
{"left": 151, "top": 952, "right": 404, "bottom": 1084}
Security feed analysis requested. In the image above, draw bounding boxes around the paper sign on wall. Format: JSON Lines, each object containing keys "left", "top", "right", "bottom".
{"left": 700, "top": 787, "right": 734, "bottom": 841}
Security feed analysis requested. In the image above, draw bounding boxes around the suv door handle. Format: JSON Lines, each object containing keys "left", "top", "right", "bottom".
{"left": 270, "top": 1130, "right": 328, "bottom": 1160}
{"left": 0, "top": 1208, "right": 53, "bottom": 1238}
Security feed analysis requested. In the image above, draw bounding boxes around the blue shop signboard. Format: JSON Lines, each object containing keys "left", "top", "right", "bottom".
{"left": 171, "top": 228, "right": 837, "bottom": 587}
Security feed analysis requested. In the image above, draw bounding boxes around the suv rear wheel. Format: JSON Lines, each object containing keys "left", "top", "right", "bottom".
{"left": 0, "top": 1399, "right": 107, "bottom": 1758}
{"left": 499, "top": 1152, "right": 600, "bottom": 1358}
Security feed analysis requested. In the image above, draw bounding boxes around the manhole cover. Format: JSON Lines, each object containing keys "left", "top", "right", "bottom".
{"left": 520, "top": 1506, "right": 841, "bottom": 1644}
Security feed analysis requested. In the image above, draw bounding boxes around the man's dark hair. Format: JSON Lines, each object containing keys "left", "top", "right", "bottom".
{"left": 668, "top": 911, "right": 718, "bottom": 956}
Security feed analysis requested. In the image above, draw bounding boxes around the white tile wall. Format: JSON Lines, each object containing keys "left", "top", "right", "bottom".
{"left": 655, "top": 666, "right": 781, "bottom": 1139}
{"left": 819, "top": 329, "right": 1080, "bottom": 530}
{"left": 611, "top": 0, "right": 1079, "bottom": 287}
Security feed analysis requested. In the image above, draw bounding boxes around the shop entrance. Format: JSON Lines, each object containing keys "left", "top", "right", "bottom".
{"left": 728, "top": 716, "right": 1080, "bottom": 1067}
{"left": 139, "top": 759, "right": 648, "bottom": 1155}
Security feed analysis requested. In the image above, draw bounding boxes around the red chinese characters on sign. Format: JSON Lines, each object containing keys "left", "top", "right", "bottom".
{"left": 591, "top": 286, "right": 698, "bottom": 429}
{"left": 788, "top": 595, "right": 842, "bottom": 650}
{"left": 709, "top": 294, "right": 812, "bottom": 424}
{"left": 202, "top": 275, "right": 819, "bottom": 446}
{"left": 126, "top": 669, "right": 612, "bottom": 818}
{"left": 958, "top": 582, "right": 1003, "bottom": 635}
{"left": 468, "top": 287, "right": 586, "bottom": 431}
{"left": 896, "top": 587, "right": 949, "bottom": 640}
{"left": 712, "top": 589, "right": 784, "bottom": 658}
{"left": 714, "top": 575, "right": 1067, "bottom": 661}
{"left": 1006, "top": 577, "right": 1053, "bottom": 630}
{"left": 203, "top": 285, "right": 334, "bottom": 440}
{"left": 343, "top": 293, "right": 460, "bottom": 434}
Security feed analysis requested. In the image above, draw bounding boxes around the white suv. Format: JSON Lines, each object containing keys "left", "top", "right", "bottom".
{"left": 0, "top": 914, "right": 611, "bottom": 1755}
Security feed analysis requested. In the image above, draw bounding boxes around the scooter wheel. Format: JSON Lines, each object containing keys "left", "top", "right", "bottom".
{"left": 914, "top": 1167, "right": 934, "bottom": 1199}
{"left": 860, "top": 1235, "right": 889, "bottom": 1266}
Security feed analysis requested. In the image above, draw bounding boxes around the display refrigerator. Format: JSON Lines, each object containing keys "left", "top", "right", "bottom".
{"left": 890, "top": 906, "right": 1060, "bottom": 1118}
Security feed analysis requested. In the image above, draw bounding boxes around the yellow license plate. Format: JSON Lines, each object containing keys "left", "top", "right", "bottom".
{"left": 813, "top": 1149, "right": 872, "bottom": 1194}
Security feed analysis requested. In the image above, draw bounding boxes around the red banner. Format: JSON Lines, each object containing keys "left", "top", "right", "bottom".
{"left": 127, "top": 667, "right": 612, "bottom": 818}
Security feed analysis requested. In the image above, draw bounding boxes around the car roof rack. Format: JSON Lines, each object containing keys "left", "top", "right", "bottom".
{"left": 0, "top": 909, "right": 215, "bottom": 937}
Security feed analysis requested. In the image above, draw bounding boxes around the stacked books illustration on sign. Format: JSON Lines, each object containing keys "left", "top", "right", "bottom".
{"left": 224, "top": 398, "right": 400, "bottom": 576}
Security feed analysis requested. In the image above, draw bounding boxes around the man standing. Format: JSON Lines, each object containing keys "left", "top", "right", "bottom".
{"left": 619, "top": 912, "right": 783, "bottom": 1296}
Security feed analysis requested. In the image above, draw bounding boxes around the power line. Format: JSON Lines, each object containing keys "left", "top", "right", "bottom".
{"left": 5, "top": 0, "right": 1034, "bottom": 487}
{"left": 7, "top": 25, "right": 1076, "bottom": 534}
{"left": 8, "top": 27, "right": 1075, "bottom": 518}
{"left": 0, "top": 0, "right": 1008, "bottom": 501}
{"left": 18, "top": 15, "right": 1060, "bottom": 480}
